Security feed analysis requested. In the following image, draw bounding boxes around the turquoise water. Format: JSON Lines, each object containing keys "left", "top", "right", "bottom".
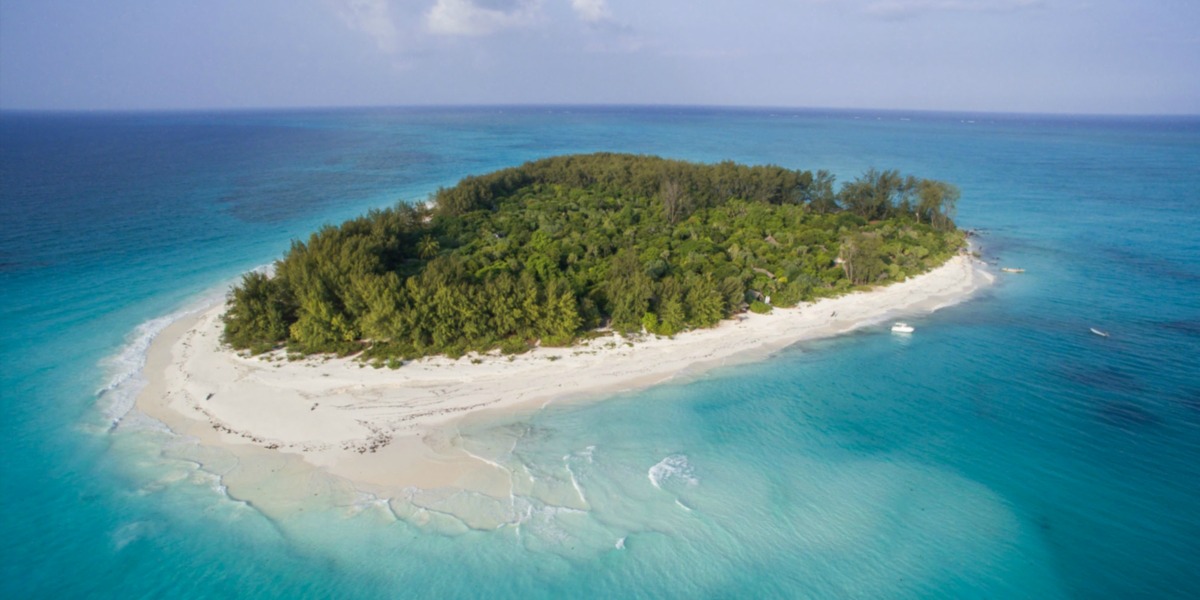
{"left": 2, "top": 108, "right": 1198, "bottom": 598}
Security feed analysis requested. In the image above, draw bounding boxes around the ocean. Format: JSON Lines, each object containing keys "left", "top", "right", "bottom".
{"left": 1, "top": 107, "right": 1197, "bottom": 598}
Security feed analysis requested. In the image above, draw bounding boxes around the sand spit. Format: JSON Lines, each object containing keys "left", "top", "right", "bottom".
{"left": 136, "top": 255, "right": 992, "bottom": 498}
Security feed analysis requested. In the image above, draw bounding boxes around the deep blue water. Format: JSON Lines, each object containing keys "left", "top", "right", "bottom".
{"left": 2, "top": 107, "right": 1198, "bottom": 598}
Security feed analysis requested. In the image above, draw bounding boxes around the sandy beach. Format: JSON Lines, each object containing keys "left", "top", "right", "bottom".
{"left": 135, "top": 254, "right": 993, "bottom": 501}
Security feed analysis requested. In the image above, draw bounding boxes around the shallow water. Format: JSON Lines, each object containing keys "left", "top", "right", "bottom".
{"left": 2, "top": 107, "right": 1198, "bottom": 598}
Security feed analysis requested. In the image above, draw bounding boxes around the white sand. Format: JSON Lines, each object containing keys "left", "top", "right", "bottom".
{"left": 136, "top": 254, "right": 992, "bottom": 496}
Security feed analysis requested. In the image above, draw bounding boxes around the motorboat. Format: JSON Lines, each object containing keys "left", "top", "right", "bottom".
{"left": 1090, "top": 327, "right": 1109, "bottom": 337}
{"left": 891, "top": 322, "right": 914, "bottom": 334}
{"left": 1001, "top": 267, "right": 1025, "bottom": 273}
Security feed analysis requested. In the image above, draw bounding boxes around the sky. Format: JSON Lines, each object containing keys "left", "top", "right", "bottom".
{"left": 1, "top": 0, "right": 1197, "bottom": 114}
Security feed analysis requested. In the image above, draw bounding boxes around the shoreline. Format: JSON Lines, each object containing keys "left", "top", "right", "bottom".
{"left": 134, "top": 254, "right": 993, "bottom": 505}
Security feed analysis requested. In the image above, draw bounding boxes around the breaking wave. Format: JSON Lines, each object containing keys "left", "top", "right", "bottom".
{"left": 648, "top": 454, "right": 698, "bottom": 490}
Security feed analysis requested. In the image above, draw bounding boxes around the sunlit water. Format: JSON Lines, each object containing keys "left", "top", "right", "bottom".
{"left": 2, "top": 108, "right": 1198, "bottom": 598}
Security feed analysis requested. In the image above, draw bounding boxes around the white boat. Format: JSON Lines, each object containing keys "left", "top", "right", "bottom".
{"left": 1090, "top": 327, "right": 1109, "bottom": 337}
{"left": 1001, "top": 267, "right": 1025, "bottom": 273}
{"left": 891, "top": 322, "right": 914, "bottom": 334}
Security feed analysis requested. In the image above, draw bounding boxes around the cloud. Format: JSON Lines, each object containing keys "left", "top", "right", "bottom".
{"left": 568, "top": 0, "right": 647, "bottom": 53}
{"left": 425, "top": 0, "right": 543, "bottom": 36}
{"left": 328, "top": 0, "right": 638, "bottom": 55}
{"left": 329, "top": 0, "right": 401, "bottom": 53}
{"left": 570, "top": 0, "right": 612, "bottom": 23}
{"left": 863, "top": 0, "right": 1045, "bottom": 19}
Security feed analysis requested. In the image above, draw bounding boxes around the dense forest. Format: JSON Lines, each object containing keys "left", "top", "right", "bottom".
{"left": 223, "top": 153, "right": 964, "bottom": 361}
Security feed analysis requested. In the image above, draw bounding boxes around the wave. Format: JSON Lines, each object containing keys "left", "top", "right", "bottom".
{"left": 562, "top": 453, "right": 589, "bottom": 508}
{"left": 188, "top": 465, "right": 251, "bottom": 509}
{"left": 648, "top": 454, "right": 698, "bottom": 490}
{"left": 97, "top": 309, "right": 200, "bottom": 427}
{"left": 344, "top": 491, "right": 400, "bottom": 520}
{"left": 95, "top": 265, "right": 272, "bottom": 427}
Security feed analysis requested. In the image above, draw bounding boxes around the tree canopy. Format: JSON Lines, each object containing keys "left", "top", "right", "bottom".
{"left": 223, "top": 153, "right": 964, "bottom": 360}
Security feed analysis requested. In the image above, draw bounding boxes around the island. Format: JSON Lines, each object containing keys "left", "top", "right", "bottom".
{"left": 223, "top": 153, "right": 966, "bottom": 359}
{"left": 137, "top": 153, "right": 992, "bottom": 516}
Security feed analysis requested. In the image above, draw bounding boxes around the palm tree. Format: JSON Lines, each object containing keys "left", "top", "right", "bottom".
{"left": 417, "top": 235, "right": 439, "bottom": 260}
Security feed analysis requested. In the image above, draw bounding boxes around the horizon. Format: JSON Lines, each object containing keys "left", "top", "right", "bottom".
{"left": 4, "top": 24, "right": 1200, "bottom": 598}
{"left": 2, "top": 102, "right": 1198, "bottom": 119}
{"left": 2, "top": 1, "right": 1197, "bottom": 116}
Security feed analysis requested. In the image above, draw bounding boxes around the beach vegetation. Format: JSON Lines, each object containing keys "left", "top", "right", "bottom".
{"left": 222, "top": 153, "right": 963, "bottom": 358}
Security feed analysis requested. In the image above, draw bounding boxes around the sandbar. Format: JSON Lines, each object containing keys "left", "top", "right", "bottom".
{"left": 135, "top": 254, "right": 993, "bottom": 502}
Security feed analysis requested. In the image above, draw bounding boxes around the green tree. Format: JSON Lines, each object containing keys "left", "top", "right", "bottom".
{"left": 541, "top": 278, "right": 582, "bottom": 345}
{"left": 222, "top": 153, "right": 962, "bottom": 360}
{"left": 222, "top": 271, "right": 293, "bottom": 353}
{"left": 839, "top": 231, "right": 886, "bottom": 285}
{"left": 417, "top": 234, "right": 440, "bottom": 259}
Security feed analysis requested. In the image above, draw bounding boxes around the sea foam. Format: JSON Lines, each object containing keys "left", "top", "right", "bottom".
{"left": 96, "top": 267, "right": 270, "bottom": 426}
{"left": 648, "top": 454, "right": 698, "bottom": 490}
{"left": 97, "top": 310, "right": 193, "bottom": 426}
